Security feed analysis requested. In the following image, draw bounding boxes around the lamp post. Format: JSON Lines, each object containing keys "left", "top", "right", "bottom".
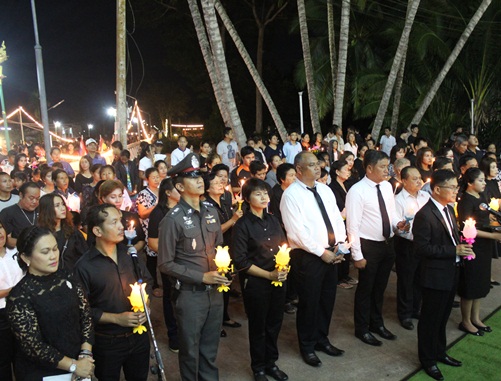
{"left": 0, "top": 42, "right": 11, "bottom": 150}
{"left": 88, "top": 124, "right": 93, "bottom": 137}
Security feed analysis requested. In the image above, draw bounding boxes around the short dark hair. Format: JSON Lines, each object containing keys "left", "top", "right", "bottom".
{"left": 462, "top": 167, "right": 483, "bottom": 189}
{"left": 112, "top": 141, "right": 123, "bottom": 150}
{"left": 242, "top": 178, "right": 268, "bottom": 202}
{"left": 433, "top": 156, "right": 452, "bottom": 171}
{"left": 479, "top": 156, "right": 497, "bottom": 178}
{"left": 276, "top": 163, "right": 295, "bottom": 184}
{"left": 454, "top": 135, "right": 468, "bottom": 146}
{"left": 250, "top": 160, "right": 266, "bottom": 175}
{"left": 414, "top": 137, "right": 428, "bottom": 148}
{"left": 100, "top": 165, "right": 116, "bottom": 176}
{"left": 90, "top": 164, "right": 102, "bottom": 174}
{"left": 320, "top": 168, "right": 328, "bottom": 178}
{"left": 86, "top": 204, "right": 118, "bottom": 244}
{"left": 51, "top": 169, "right": 68, "bottom": 183}
{"left": 223, "top": 127, "right": 232, "bottom": 137}
{"left": 178, "top": 135, "right": 187, "bottom": 142}
{"left": 363, "top": 149, "right": 389, "bottom": 169}
{"left": 11, "top": 172, "right": 28, "bottom": 182}
{"left": 331, "top": 159, "right": 348, "bottom": 174}
{"left": 19, "top": 181, "right": 39, "bottom": 196}
{"left": 145, "top": 167, "right": 159, "bottom": 180}
{"left": 430, "top": 169, "right": 457, "bottom": 192}
{"left": 203, "top": 172, "right": 218, "bottom": 195}
{"left": 211, "top": 163, "right": 229, "bottom": 175}
{"left": 459, "top": 154, "right": 477, "bottom": 168}
{"left": 240, "top": 146, "right": 255, "bottom": 158}
{"left": 400, "top": 166, "right": 419, "bottom": 180}
{"left": 120, "top": 149, "right": 130, "bottom": 159}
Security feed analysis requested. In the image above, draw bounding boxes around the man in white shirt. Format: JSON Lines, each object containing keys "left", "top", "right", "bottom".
{"left": 280, "top": 151, "right": 347, "bottom": 367}
{"left": 346, "top": 150, "right": 407, "bottom": 346}
{"left": 282, "top": 131, "right": 302, "bottom": 164}
{"left": 0, "top": 172, "right": 19, "bottom": 212}
{"left": 394, "top": 166, "right": 430, "bottom": 330}
{"left": 216, "top": 127, "right": 239, "bottom": 172}
{"left": 170, "top": 136, "right": 191, "bottom": 166}
{"left": 379, "top": 128, "right": 396, "bottom": 156}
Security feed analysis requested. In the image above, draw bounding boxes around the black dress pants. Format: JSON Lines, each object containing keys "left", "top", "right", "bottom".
{"left": 291, "top": 249, "right": 338, "bottom": 353}
{"left": 243, "top": 276, "right": 286, "bottom": 372}
{"left": 394, "top": 236, "right": 422, "bottom": 321}
{"left": 354, "top": 239, "right": 395, "bottom": 334}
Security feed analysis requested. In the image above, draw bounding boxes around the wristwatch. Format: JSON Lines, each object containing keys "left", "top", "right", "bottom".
{"left": 69, "top": 360, "right": 77, "bottom": 373}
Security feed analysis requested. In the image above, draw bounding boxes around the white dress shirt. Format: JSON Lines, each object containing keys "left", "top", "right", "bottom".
{"left": 280, "top": 179, "right": 347, "bottom": 256}
{"left": 0, "top": 247, "right": 24, "bottom": 309}
{"left": 394, "top": 188, "right": 430, "bottom": 241}
{"left": 430, "top": 197, "right": 460, "bottom": 262}
{"left": 344, "top": 142, "right": 358, "bottom": 157}
{"left": 346, "top": 177, "right": 401, "bottom": 261}
{"left": 170, "top": 148, "right": 191, "bottom": 166}
{"left": 379, "top": 135, "right": 396, "bottom": 156}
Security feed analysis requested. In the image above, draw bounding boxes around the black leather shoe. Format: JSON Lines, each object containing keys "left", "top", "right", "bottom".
{"left": 355, "top": 332, "right": 382, "bottom": 346}
{"left": 265, "top": 366, "right": 288, "bottom": 381}
{"left": 412, "top": 313, "right": 421, "bottom": 320}
{"left": 439, "top": 355, "right": 462, "bottom": 367}
{"left": 220, "top": 329, "right": 227, "bottom": 338}
{"left": 314, "top": 343, "right": 345, "bottom": 356}
{"left": 473, "top": 323, "right": 493, "bottom": 333}
{"left": 401, "top": 319, "right": 414, "bottom": 330}
{"left": 300, "top": 352, "right": 322, "bottom": 367}
{"left": 370, "top": 326, "right": 397, "bottom": 340}
{"left": 253, "top": 370, "right": 269, "bottom": 381}
{"left": 424, "top": 365, "right": 444, "bottom": 380}
{"left": 458, "top": 322, "right": 484, "bottom": 336}
{"left": 223, "top": 320, "right": 242, "bottom": 328}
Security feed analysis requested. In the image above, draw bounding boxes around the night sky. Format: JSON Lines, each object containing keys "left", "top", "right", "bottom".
{"left": 1, "top": 1, "right": 119, "bottom": 136}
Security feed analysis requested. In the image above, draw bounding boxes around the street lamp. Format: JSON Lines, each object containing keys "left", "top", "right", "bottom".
{"left": 88, "top": 124, "right": 93, "bottom": 137}
{"left": 107, "top": 107, "right": 116, "bottom": 117}
{"left": 54, "top": 121, "right": 61, "bottom": 131}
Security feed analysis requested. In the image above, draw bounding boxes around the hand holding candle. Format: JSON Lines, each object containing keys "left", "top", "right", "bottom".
{"left": 272, "top": 244, "right": 291, "bottom": 287}
{"left": 124, "top": 220, "right": 137, "bottom": 244}
{"left": 214, "top": 246, "right": 233, "bottom": 292}
{"left": 461, "top": 218, "right": 477, "bottom": 260}
{"left": 128, "top": 282, "right": 148, "bottom": 334}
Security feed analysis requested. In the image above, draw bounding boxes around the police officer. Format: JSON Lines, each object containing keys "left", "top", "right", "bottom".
{"left": 158, "top": 153, "right": 230, "bottom": 381}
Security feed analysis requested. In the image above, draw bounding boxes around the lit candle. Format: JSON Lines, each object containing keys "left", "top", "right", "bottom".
{"left": 461, "top": 218, "right": 477, "bottom": 261}
{"left": 489, "top": 198, "right": 500, "bottom": 212}
{"left": 393, "top": 182, "right": 400, "bottom": 195}
{"left": 128, "top": 282, "right": 148, "bottom": 334}
{"left": 272, "top": 244, "right": 291, "bottom": 287}
{"left": 129, "top": 221, "right": 135, "bottom": 232}
{"left": 214, "top": 246, "right": 232, "bottom": 292}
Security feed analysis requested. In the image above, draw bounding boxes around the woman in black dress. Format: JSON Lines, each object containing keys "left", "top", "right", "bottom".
{"left": 457, "top": 168, "right": 501, "bottom": 335}
{"left": 416, "top": 147, "right": 434, "bottom": 182}
{"left": 37, "top": 194, "right": 88, "bottom": 272}
{"left": 7, "top": 226, "right": 94, "bottom": 380}
{"left": 231, "top": 178, "right": 288, "bottom": 381}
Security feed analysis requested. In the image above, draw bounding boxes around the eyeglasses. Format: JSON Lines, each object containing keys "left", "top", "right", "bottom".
{"left": 304, "top": 161, "right": 323, "bottom": 168}
{"left": 439, "top": 185, "right": 460, "bottom": 191}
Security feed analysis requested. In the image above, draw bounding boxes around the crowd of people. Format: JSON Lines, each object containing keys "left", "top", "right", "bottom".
{"left": 0, "top": 124, "right": 500, "bottom": 381}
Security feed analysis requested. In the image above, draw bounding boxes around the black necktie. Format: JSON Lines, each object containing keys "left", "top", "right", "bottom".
{"left": 307, "top": 186, "right": 336, "bottom": 247}
{"left": 443, "top": 206, "right": 459, "bottom": 245}
{"left": 376, "top": 184, "right": 391, "bottom": 239}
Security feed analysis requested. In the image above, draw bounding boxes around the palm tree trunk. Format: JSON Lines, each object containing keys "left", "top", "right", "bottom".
{"left": 214, "top": 0, "right": 288, "bottom": 143}
{"left": 297, "top": 0, "right": 322, "bottom": 134}
{"left": 200, "top": 0, "right": 247, "bottom": 148}
{"left": 410, "top": 0, "right": 492, "bottom": 127}
{"left": 186, "top": 0, "right": 230, "bottom": 128}
{"left": 255, "top": 25, "right": 264, "bottom": 134}
{"left": 327, "top": 0, "right": 337, "bottom": 118}
{"left": 332, "top": 0, "right": 350, "bottom": 128}
{"left": 372, "top": 0, "right": 420, "bottom": 139}
{"left": 390, "top": 50, "right": 408, "bottom": 135}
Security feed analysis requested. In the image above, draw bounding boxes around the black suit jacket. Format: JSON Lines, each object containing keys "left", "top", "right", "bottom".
{"left": 413, "top": 199, "right": 460, "bottom": 291}
{"left": 114, "top": 161, "right": 140, "bottom": 192}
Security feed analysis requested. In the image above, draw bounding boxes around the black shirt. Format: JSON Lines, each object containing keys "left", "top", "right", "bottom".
{"left": 205, "top": 193, "right": 233, "bottom": 245}
{"left": 231, "top": 211, "right": 286, "bottom": 275}
{"left": 269, "top": 183, "right": 284, "bottom": 226}
{"left": 230, "top": 166, "right": 252, "bottom": 187}
{"left": 56, "top": 228, "right": 88, "bottom": 272}
{"left": 329, "top": 179, "right": 349, "bottom": 211}
{"left": 74, "top": 173, "right": 93, "bottom": 194}
{"left": 0, "top": 204, "right": 38, "bottom": 239}
{"left": 354, "top": 158, "right": 365, "bottom": 179}
{"left": 74, "top": 244, "right": 153, "bottom": 335}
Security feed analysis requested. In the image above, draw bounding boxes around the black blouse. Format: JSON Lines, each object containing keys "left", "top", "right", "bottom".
{"left": 56, "top": 228, "right": 88, "bottom": 272}
{"left": 7, "top": 270, "right": 93, "bottom": 380}
{"left": 205, "top": 192, "right": 234, "bottom": 245}
{"left": 231, "top": 212, "right": 286, "bottom": 274}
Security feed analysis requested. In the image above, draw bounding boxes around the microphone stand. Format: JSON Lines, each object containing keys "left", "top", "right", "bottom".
{"left": 126, "top": 231, "right": 167, "bottom": 381}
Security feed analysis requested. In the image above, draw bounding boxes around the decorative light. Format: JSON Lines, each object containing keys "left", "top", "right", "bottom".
{"left": 214, "top": 246, "right": 232, "bottom": 292}
{"left": 128, "top": 282, "right": 148, "bottom": 334}
{"left": 271, "top": 244, "right": 291, "bottom": 287}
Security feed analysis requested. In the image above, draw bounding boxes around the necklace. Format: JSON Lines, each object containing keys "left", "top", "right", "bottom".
{"left": 18, "top": 205, "right": 36, "bottom": 226}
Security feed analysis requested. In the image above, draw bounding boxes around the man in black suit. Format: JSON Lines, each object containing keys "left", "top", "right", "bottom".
{"left": 413, "top": 170, "right": 475, "bottom": 380}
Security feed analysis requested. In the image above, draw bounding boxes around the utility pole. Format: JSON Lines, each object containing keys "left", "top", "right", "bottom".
{"left": 0, "top": 42, "right": 11, "bottom": 150}
{"left": 30, "top": 0, "right": 51, "bottom": 157}
{"left": 116, "top": 0, "right": 127, "bottom": 145}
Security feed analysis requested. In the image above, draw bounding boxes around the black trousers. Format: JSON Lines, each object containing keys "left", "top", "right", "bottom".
{"left": 291, "top": 249, "right": 338, "bottom": 353}
{"left": 418, "top": 269, "right": 458, "bottom": 368}
{"left": 243, "top": 276, "right": 286, "bottom": 372}
{"left": 394, "top": 236, "right": 422, "bottom": 321}
{"left": 0, "top": 309, "right": 14, "bottom": 381}
{"left": 160, "top": 272, "right": 178, "bottom": 340}
{"left": 94, "top": 332, "right": 150, "bottom": 381}
{"left": 337, "top": 253, "right": 352, "bottom": 282}
{"left": 354, "top": 239, "right": 395, "bottom": 334}
{"left": 146, "top": 255, "right": 159, "bottom": 289}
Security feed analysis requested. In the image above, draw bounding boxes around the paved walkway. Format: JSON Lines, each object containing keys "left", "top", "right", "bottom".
{"left": 144, "top": 259, "right": 501, "bottom": 381}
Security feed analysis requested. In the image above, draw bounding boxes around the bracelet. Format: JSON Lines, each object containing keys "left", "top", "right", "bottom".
{"left": 79, "top": 349, "right": 93, "bottom": 357}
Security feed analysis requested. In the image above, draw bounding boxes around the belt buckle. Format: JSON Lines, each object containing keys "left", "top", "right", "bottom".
{"left": 205, "top": 285, "right": 213, "bottom": 291}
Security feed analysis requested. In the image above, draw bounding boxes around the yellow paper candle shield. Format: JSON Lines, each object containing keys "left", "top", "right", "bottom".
{"left": 214, "top": 246, "right": 232, "bottom": 292}
{"left": 489, "top": 198, "right": 500, "bottom": 212}
{"left": 272, "top": 244, "right": 291, "bottom": 287}
{"left": 128, "top": 282, "right": 148, "bottom": 334}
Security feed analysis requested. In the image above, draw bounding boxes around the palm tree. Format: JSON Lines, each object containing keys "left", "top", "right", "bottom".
{"left": 297, "top": 0, "right": 321, "bottom": 133}
{"left": 410, "top": 0, "right": 493, "bottom": 128}
{"left": 214, "top": 0, "right": 289, "bottom": 143}
{"left": 332, "top": 0, "right": 350, "bottom": 128}
{"left": 327, "top": 0, "right": 337, "bottom": 115}
{"left": 371, "top": 0, "right": 420, "bottom": 139}
{"left": 200, "top": 0, "right": 247, "bottom": 147}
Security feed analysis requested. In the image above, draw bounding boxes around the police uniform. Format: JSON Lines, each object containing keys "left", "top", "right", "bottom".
{"left": 158, "top": 154, "right": 224, "bottom": 381}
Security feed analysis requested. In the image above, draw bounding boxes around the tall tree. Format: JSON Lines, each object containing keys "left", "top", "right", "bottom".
{"left": 327, "top": 0, "right": 337, "bottom": 116}
{"left": 297, "top": 0, "right": 321, "bottom": 133}
{"left": 332, "top": 0, "right": 350, "bottom": 128}
{"left": 244, "top": 0, "right": 288, "bottom": 134}
{"left": 200, "top": 0, "right": 247, "bottom": 147}
{"left": 371, "top": 0, "right": 420, "bottom": 139}
{"left": 410, "top": 0, "right": 493, "bottom": 128}
{"left": 215, "top": 0, "right": 289, "bottom": 143}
